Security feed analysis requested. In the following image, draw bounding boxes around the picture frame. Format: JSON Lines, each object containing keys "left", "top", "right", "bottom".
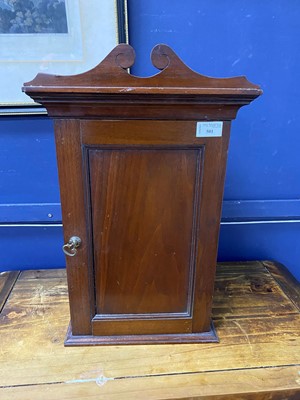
{"left": 0, "top": 0, "right": 128, "bottom": 115}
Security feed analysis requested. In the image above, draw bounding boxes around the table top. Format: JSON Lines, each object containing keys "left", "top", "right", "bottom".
{"left": 0, "top": 261, "right": 299, "bottom": 400}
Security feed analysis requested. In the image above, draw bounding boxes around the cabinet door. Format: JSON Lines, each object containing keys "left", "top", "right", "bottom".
{"left": 56, "top": 120, "right": 229, "bottom": 342}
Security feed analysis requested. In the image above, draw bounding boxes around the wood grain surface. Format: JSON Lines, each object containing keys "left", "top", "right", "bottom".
{"left": 0, "top": 261, "right": 299, "bottom": 399}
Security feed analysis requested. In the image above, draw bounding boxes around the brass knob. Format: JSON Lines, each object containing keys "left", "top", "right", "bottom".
{"left": 62, "top": 236, "right": 81, "bottom": 257}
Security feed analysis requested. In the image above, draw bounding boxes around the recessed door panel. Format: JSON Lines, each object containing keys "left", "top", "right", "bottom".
{"left": 88, "top": 147, "right": 203, "bottom": 317}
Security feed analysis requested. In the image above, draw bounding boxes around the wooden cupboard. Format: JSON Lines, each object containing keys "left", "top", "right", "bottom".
{"left": 23, "top": 44, "right": 262, "bottom": 345}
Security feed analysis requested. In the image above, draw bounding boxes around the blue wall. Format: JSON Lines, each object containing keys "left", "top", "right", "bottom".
{"left": 1, "top": 0, "right": 299, "bottom": 281}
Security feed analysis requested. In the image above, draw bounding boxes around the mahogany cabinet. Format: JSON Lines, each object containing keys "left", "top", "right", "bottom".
{"left": 23, "top": 44, "right": 262, "bottom": 345}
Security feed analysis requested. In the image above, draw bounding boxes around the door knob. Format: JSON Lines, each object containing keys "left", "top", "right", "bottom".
{"left": 62, "top": 236, "right": 81, "bottom": 257}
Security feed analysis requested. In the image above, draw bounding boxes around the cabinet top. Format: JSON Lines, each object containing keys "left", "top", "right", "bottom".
{"left": 22, "top": 44, "right": 262, "bottom": 120}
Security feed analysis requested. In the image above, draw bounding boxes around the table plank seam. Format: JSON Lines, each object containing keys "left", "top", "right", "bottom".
{"left": 213, "top": 312, "right": 300, "bottom": 320}
{"left": 1, "top": 363, "right": 300, "bottom": 390}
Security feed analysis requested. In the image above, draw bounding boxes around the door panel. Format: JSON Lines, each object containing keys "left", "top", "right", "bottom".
{"left": 88, "top": 148, "right": 203, "bottom": 317}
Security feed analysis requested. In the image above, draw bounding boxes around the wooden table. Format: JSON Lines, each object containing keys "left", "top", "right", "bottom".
{"left": 0, "top": 261, "right": 299, "bottom": 399}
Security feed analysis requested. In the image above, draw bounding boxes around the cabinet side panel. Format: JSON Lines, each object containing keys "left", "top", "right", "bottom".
{"left": 89, "top": 148, "right": 202, "bottom": 315}
{"left": 192, "top": 122, "right": 231, "bottom": 332}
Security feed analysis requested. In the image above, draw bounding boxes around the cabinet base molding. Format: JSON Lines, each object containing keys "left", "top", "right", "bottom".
{"left": 64, "top": 322, "right": 218, "bottom": 346}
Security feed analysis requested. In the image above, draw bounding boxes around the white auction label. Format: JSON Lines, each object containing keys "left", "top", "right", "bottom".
{"left": 196, "top": 121, "right": 223, "bottom": 137}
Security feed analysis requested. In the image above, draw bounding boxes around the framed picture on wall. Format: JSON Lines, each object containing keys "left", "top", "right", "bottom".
{"left": 0, "top": 0, "right": 128, "bottom": 115}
